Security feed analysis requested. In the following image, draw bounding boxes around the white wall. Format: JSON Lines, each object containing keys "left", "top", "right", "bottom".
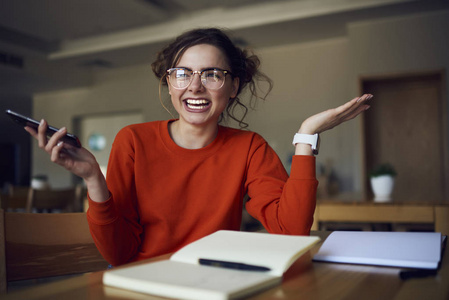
{"left": 32, "top": 11, "right": 449, "bottom": 193}
{"left": 247, "top": 37, "right": 353, "bottom": 190}
{"left": 78, "top": 112, "right": 144, "bottom": 177}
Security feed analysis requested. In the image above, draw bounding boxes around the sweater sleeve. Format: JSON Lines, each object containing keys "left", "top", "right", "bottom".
{"left": 244, "top": 139, "right": 318, "bottom": 235}
{"left": 86, "top": 127, "right": 143, "bottom": 266}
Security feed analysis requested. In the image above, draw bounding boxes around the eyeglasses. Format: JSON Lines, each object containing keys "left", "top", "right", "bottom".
{"left": 166, "top": 67, "right": 232, "bottom": 90}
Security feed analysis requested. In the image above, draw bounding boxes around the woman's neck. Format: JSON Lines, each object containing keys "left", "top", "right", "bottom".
{"left": 169, "top": 120, "right": 218, "bottom": 149}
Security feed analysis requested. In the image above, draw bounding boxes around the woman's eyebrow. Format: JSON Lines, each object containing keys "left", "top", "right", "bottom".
{"left": 174, "top": 66, "right": 226, "bottom": 71}
{"left": 172, "top": 66, "right": 192, "bottom": 70}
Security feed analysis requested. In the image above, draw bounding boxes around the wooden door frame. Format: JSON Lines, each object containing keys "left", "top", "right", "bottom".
{"left": 358, "top": 69, "right": 448, "bottom": 202}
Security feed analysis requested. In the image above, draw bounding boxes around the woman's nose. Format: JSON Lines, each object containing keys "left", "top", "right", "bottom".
{"left": 188, "top": 73, "right": 205, "bottom": 91}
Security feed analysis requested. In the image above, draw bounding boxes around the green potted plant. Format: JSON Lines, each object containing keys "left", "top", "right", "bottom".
{"left": 369, "top": 163, "right": 397, "bottom": 203}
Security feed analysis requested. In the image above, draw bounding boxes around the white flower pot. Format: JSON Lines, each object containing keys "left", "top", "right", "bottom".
{"left": 31, "top": 178, "right": 50, "bottom": 190}
{"left": 370, "top": 175, "right": 395, "bottom": 202}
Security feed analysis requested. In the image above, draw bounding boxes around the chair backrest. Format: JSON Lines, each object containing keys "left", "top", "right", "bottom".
{"left": 0, "top": 209, "right": 109, "bottom": 293}
{"left": 0, "top": 186, "right": 31, "bottom": 211}
{"left": 26, "top": 187, "right": 80, "bottom": 213}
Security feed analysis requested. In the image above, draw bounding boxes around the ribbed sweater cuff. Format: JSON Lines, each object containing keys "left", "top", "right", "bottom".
{"left": 86, "top": 193, "right": 117, "bottom": 224}
{"left": 290, "top": 155, "right": 316, "bottom": 180}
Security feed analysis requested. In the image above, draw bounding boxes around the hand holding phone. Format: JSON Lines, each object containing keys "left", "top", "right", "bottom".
{"left": 6, "top": 109, "right": 82, "bottom": 148}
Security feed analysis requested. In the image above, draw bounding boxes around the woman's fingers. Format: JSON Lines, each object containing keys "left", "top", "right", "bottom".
{"left": 45, "top": 127, "right": 68, "bottom": 153}
{"left": 334, "top": 94, "right": 372, "bottom": 119}
{"left": 300, "top": 94, "right": 373, "bottom": 134}
{"left": 23, "top": 118, "right": 97, "bottom": 179}
{"left": 24, "top": 126, "right": 38, "bottom": 138}
{"left": 50, "top": 141, "right": 65, "bottom": 163}
{"left": 331, "top": 94, "right": 372, "bottom": 124}
{"left": 34, "top": 119, "right": 70, "bottom": 154}
{"left": 37, "top": 119, "right": 49, "bottom": 149}
{"left": 24, "top": 118, "right": 75, "bottom": 162}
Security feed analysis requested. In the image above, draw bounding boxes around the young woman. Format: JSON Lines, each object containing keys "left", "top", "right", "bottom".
{"left": 26, "top": 28, "right": 372, "bottom": 266}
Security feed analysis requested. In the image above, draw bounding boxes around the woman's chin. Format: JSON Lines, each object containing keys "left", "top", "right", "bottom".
{"left": 180, "top": 114, "right": 219, "bottom": 127}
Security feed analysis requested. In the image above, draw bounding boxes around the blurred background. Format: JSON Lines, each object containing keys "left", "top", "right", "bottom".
{"left": 1, "top": 0, "right": 448, "bottom": 203}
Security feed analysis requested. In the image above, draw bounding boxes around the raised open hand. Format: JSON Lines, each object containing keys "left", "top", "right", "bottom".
{"left": 298, "top": 94, "right": 373, "bottom": 135}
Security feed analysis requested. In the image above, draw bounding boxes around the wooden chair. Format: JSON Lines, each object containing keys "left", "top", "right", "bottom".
{"left": 0, "top": 209, "right": 109, "bottom": 293}
{"left": 0, "top": 186, "right": 31, "bottom": 211}
{"left": 25, "top": 186, "right": 82, "bottom": 213}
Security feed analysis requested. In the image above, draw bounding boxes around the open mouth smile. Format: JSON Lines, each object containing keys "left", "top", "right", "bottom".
{"left": 184, "top": 99, "right": 211, "bottom": 111}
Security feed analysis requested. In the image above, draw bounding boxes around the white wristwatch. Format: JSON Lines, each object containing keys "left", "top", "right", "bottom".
{"left": 292, "top": 133, "right": 320, "bottom": 155}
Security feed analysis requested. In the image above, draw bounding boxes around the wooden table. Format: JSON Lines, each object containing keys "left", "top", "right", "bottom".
{"left": 312, "top": 201, "right": 449, "bottom": 236}
{"left": 4, "top": 231, "right": 449, "bottom": 300}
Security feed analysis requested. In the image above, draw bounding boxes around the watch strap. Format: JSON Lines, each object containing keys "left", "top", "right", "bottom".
{"left": 292, "top": 133, "right": 319, "bottom": 155}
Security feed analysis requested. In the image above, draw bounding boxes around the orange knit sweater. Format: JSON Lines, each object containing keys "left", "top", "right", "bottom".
{"left": 87, "top": 120, "right": 318, "bottom": 266}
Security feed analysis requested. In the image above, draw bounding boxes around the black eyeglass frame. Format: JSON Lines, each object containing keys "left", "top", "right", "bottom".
{"left": 166, "top": 67, "right": 233, "bottom": 90}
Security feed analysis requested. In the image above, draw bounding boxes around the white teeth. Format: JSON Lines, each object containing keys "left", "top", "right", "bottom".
{"left": 186, "top": 99, "right": 208, "bottom": 105}
{"left": 185, "top": 99, "right": 209, "bottom": 110}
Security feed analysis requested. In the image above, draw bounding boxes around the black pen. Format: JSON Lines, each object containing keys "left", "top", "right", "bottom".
{"left": 199, "top": 259, "right": 271, "bottom": 272}
{"left": 399, "top": 268, "right": 438, "bottom": 280}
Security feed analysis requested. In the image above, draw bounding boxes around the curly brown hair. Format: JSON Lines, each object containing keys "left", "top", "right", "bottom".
{"left": 151, "top": 27, "right": 272, "bottom": 128}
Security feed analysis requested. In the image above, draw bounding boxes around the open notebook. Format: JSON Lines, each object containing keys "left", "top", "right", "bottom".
{"left": 103, "top": 230, "right": 320, "bottom": 300}
{"left": 313, "top": 231, "right": 442, "bottom": 270}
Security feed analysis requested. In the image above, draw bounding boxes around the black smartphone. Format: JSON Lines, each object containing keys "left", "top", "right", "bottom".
{"left": 5, "top": 109, "right": 82, "bottom": 148}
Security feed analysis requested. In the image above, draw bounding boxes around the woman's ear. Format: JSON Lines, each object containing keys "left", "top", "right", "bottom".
{"left": 230, "top": 77, "right": 240, "bottom": 98}
{"left": 167, "top": 78, "right": 172, "bottom": 95}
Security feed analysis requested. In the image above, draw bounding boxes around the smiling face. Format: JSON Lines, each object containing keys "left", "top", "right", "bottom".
{"left": 168, "top": 44, "right": 239, "bottom": 128}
